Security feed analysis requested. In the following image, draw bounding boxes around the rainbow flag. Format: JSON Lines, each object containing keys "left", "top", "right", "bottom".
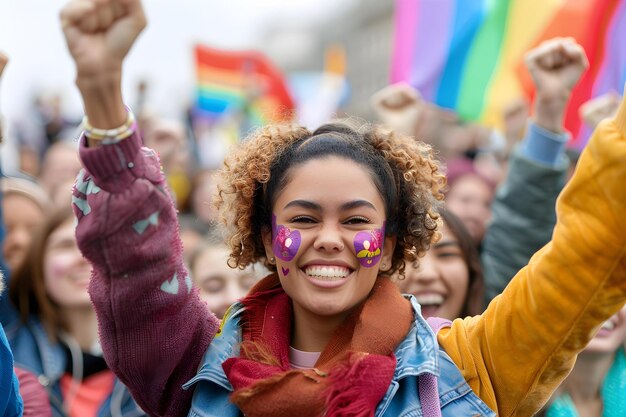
{"left": 194, "top": 45, "right": 295, "bottom": 126}
{"left": 392, "top": 0, "right": 626, "bottom": 148}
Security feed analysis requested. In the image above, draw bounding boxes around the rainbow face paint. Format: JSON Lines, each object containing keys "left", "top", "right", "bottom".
{"left": 354, "top": 225, "right": 384, "bottom": 268}
{"left": 272, "top": 214, "right": 301, "bottom": 262}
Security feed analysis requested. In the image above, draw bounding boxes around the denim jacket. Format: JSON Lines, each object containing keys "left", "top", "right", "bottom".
{"left": 184, "top": 296, "right": 496, "bottom": 417}
{"left": 0, "top": 324, "right": 22, "bottom": 417}
{"left": 6, "top": 318, "right": 146, "bottom": 417}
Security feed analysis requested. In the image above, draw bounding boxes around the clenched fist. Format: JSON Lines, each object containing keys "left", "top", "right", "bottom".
{"left": 525, "top": 37, "right": 588, "bottom": 133}
{"left": 61, "top": 0, "right": 146, "bottom": 78}
{"left": 525, "top": 37, "right": 588, "bottom": 102}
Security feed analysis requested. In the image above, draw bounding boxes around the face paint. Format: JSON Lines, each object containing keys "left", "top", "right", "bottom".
{"left": 281, "top": 267, "right": 290, "bottom": 276}
{"left": 354, "top": 224, "right": 384, "bottom": 267}
{"left": 272, "top": 214, "right": 301, "bottom": 262}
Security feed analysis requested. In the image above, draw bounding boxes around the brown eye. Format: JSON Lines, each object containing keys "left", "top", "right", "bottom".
{"left": 291, "top": 216, "right": 316, "bottom": 223}
{"left": 344, "top": 216, "right": 370, "bottom": 225}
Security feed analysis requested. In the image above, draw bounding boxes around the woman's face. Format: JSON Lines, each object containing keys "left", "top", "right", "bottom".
{"left": 43, "top": 219, "right": 92, "bottom": 309}
{"left": 445, "top": 175, "right": 492, "bottom": 244}
{"left": 585, "top": 305, "right": 626, "bottom": 354}
{"left": 192, "top": 244, "right": 260, "bottom": 319}
{"left": 3, "top": 194, "right": 44, "bottom": 271}
{"left": 264, "top": 156, "right": 395, "bottom": 323}
{"left": 191, "top": 170, "right": 219, "bottom": 224}
{"left": 396, "top": 224, "right": 470, "bottom": 320}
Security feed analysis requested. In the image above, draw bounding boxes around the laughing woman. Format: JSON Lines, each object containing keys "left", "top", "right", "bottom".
{"left": 394, "top": 209, "right": 484, "bottom": 320}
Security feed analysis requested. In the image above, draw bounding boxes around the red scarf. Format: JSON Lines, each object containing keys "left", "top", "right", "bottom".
{"left": 222, "top": 274, "right": 414, "bottom": 417}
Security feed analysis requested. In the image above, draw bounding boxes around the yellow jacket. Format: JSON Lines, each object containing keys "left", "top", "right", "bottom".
{"left": 439, "top": 95, "right": 626, "bottom": 417}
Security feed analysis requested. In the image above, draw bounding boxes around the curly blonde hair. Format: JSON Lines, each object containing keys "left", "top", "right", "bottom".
{"left": 214, "top": 122, "right": 445, "bottom": 277}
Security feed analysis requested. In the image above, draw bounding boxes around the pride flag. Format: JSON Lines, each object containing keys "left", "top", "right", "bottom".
{"left": 392, "top": 0, "right": 626, "bottom": 148}
{"left": 194, "top": 44, "right": 295, "bottom": 126}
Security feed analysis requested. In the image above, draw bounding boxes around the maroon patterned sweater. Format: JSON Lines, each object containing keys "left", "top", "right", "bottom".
{"left": 74, "top": 130, "right": 220, "bottom": 417}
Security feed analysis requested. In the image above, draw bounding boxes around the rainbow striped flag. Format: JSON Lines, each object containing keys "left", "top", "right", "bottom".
{"left": 194, "top": 44, "right": 295, "bottom": 126}
{"left": 392, "top": 0, "right": 626, "bottom": 148}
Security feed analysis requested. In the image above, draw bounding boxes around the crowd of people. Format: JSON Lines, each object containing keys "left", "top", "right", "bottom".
{"left": 1, "top": 0, "right": 625, "bottom": 416}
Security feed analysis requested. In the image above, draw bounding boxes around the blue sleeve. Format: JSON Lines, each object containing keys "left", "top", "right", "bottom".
{"left": 0, "top": 325, "right": 23, "bottom": 417}
{"left": 0, "top": 162, "right": 7, "bottom": 278}
{"left": 519, "top": 122, "right": 569, "bottom": 168}
{"left": 482, "top": 122, "right": 570, "bottom": 304}
{"left": 0, "top": 165, "right": 19, "bottom": 330}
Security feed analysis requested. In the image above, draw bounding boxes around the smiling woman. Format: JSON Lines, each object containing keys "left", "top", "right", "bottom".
{"left": 541, "top": 306, "right": 626, "bottom": 417}
{"left": 262, "top": 156, "right": 394, "bottom": 350}
{"left": 396, "top": 209, "right": 484, "bottom": 320}
{"left": 61, "top": 1, "right": 626, "bottom": 416}
{"left": 6, "top": 208, "right": 146, "bottom": 416}
{"left": 189, "top": 231, "right": 265, "bottom": 319}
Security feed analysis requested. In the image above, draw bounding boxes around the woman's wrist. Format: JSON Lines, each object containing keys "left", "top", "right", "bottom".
{"left": 532, "top": 94, "right": 569, "bottom": 134}
{"left": 77, "top": 71, "right": 127, "bottom": 130}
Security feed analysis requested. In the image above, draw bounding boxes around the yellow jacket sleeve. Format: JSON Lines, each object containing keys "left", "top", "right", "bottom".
{"left": 438, "top": 94, "right": 626, "bottom": 417}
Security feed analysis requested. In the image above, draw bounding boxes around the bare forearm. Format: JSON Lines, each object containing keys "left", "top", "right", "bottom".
{"left": 532, "top": 94, "right": 568, "bottom": 134}
{"left": 77, "top": 71, "right": 127, "bottom": 147}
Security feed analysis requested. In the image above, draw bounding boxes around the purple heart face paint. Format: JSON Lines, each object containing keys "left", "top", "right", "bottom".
{"left": 281, "top": 267, "right": 290, "bottom": 276}
{"left": 272, "top": 214, "right": 301, "bottom": 262}
{"left": 354, "top": 225, "right": 384, "bottom": 268}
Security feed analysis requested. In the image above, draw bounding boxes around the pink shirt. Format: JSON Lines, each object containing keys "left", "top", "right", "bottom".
{"left": 289, "top": 346, "right": 321, "bottom": 369}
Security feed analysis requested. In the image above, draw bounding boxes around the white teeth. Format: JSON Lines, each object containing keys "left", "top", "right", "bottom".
{"left": 304, "top": 265, "right": 350, "bottom": 279}
{"left": 601, "top": 320, "right": 616, "bottom": 331}
{"left": 416, "top": 294, "right": 444, "bottom": 306}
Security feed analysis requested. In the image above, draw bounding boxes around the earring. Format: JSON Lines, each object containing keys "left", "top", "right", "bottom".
{"left": 381, "top": 262, "right": 387, "bottom": 270}
{"left": 269, "top": 257, "right": 276, "bottom": 264}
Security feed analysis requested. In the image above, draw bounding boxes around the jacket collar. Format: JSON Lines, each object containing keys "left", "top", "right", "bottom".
{"left": 392, "top": 295, "right": 440, "bottom": 380}
{"left": 188, "top": 296, "right": 440, "bottom": 390}
{"left": 28, "top": 318, "right": 66, "bottom": 381}
{"left": 184, "top": 304, "right": 245, "bottom": 391}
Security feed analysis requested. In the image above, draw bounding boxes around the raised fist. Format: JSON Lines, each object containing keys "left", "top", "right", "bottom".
{"left": 579, "top": 92, "right": 621, "bottom": 129}
{"left": 60, "top": 0, "right": 146, "bottom": 77}
{"left": 370, "top": 83, "right": 423, "bottom": 137}
{"left": 525, "top": 37, "right": 589, "bottom": 101}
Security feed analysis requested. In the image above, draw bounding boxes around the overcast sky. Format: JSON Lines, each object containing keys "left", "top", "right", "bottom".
{"left": 0, "top": 0, "right": 356, "bottom": 121}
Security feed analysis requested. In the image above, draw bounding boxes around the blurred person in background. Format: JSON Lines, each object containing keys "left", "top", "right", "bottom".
{"left": 371, "top": 84, "right": 498, "bottom": 248}
{"left": 12, "top": 92, "right": 79, "bottom": 178}
{"left": 1, "top": 177, "right": 50, "bottom": 274}
{"left": 394, "top": 209, "right": 484, "bottom": 320}
{"left": 189, "top": 168, "right": 220, "bottom": 227}
{"left": 177, "top": 212, "right": 212, "bottom": 265}
{"left": 482, "top": 37, "right": 586, "bottom": 304}
{"left": 0, "top": 49, "right": 26, "bottom": 417}
{"left": 541, "top": 306, "right": 626, "bottom": 417}
{"left": 38, "top": 141, "right": 82, "bottom": 199}
{"left": 444, "top": 158, "right": 495, "bottom": 248}
{"left": 5, "top": 207, "right": 146, "bottom": 417}
{"left": 189, "top": 230, "right": 265, "bottom": 319}
{"left": 370, "top": 82, "right": 509, "bottom": 167}
{"left": 141, "top": 116, "right": 192, "bottom": 209}
{"left": 2, "top": 50, "right": 57, "bottom": 417}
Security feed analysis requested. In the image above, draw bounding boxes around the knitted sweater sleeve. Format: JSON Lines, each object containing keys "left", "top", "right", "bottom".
{"left": 74, "top": 129, "right": 220, "bottom": 417}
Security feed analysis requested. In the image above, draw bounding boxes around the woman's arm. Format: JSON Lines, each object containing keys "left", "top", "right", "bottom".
{"left": 61, "top": 1, "right": 220, "bottom": 416}
{"left": 440, "top": 39, "right": 626, "bottom": 417}
{"left": 482, "top": 38, "right": 585, "bottom": 304}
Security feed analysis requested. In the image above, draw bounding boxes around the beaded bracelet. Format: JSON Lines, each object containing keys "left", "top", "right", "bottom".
{"left": 82, "top": 110, "right": 136, "bottom": 143}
